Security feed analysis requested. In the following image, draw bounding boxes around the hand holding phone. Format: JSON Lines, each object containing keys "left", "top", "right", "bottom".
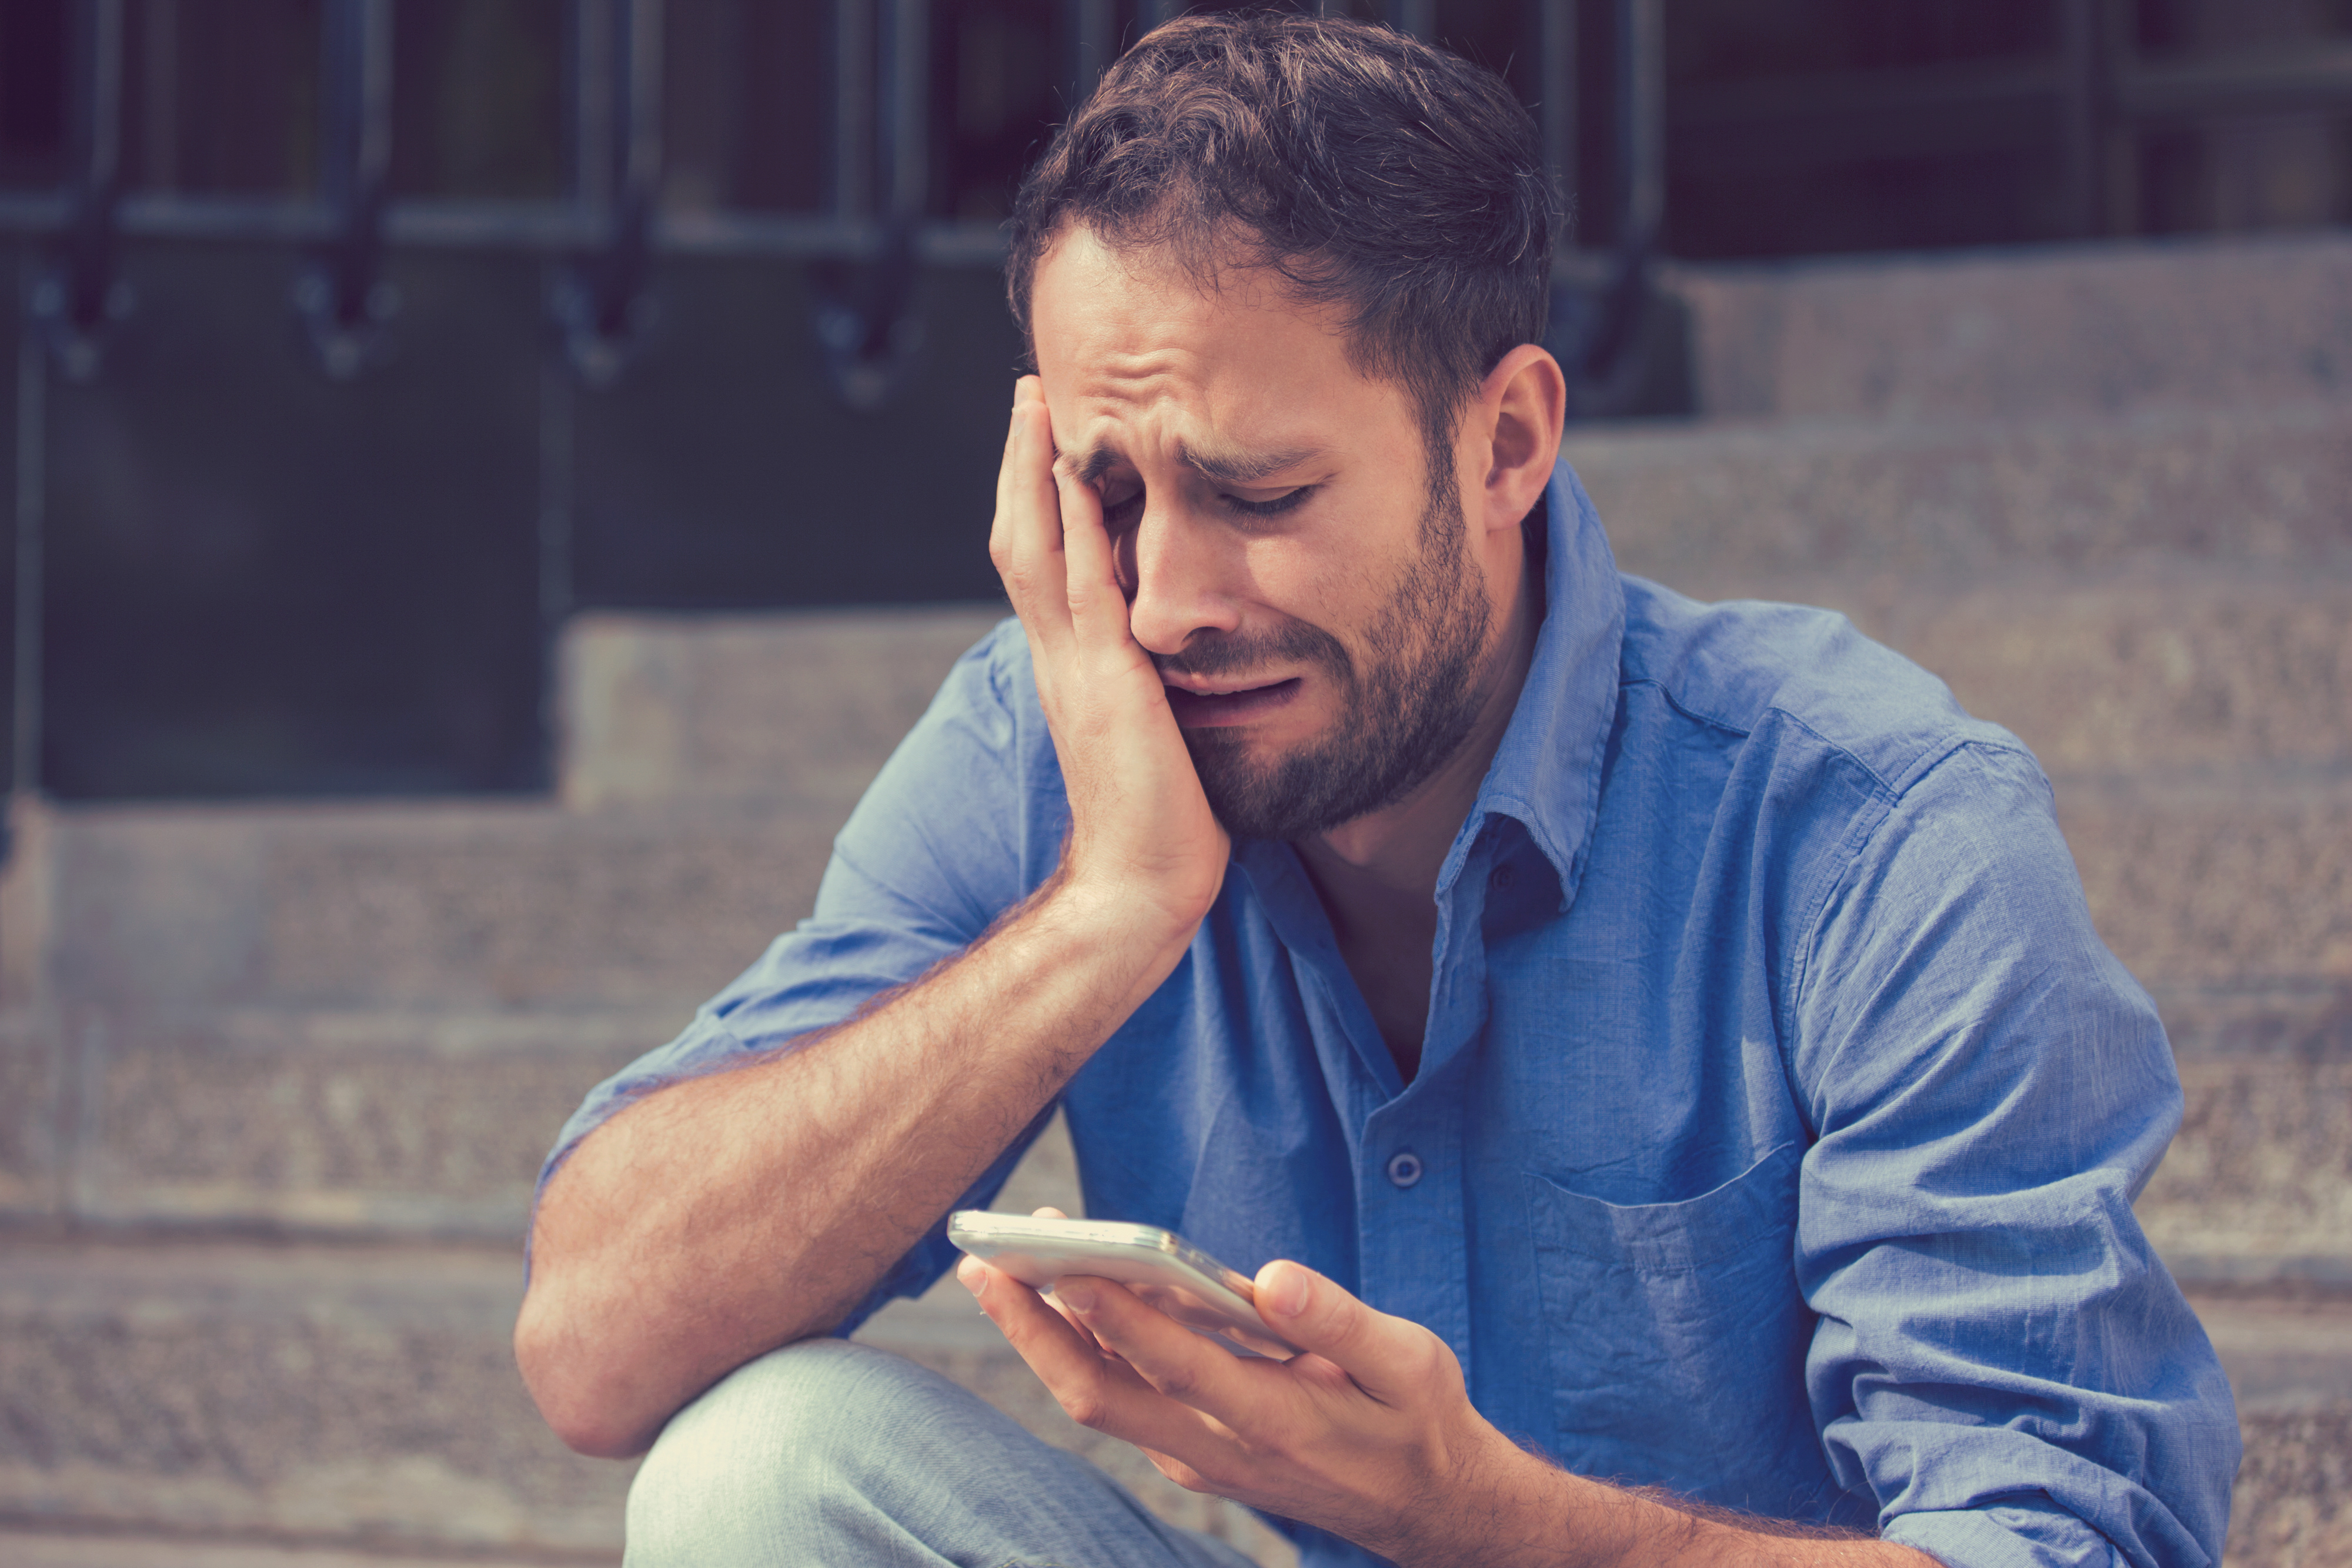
{"left": 948, "top": 1211, "right": 1301, "bottom": 1358}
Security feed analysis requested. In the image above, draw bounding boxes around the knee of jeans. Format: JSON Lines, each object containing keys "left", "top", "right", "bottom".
{"left": 624, "top": 1338, "right": 925, "bottom": 1560}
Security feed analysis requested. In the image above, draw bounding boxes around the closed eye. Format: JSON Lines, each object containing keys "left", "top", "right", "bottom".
{"left": 1221, "top": 485, "right": 1315, "bottom": 519}
{"left": 1099, "top": 482, "right": 1318, "bottom": 527}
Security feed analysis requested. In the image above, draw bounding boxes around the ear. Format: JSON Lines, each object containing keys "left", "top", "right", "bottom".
{"left": 1468, "top": 344, "right": 1567, "bottom": 538}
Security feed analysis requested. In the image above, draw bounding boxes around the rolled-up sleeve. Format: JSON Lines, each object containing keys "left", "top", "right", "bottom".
{"left": 1790, "top": 742, "right": 2240, "bottom": 1567}
{"left": 531, "top": 619, "right": 1057, "bottom": 1320}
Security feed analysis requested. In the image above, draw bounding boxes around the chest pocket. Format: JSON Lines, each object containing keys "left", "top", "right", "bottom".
{"left": 1525, "top": 1141, "right": 1838, "bottom": 1519}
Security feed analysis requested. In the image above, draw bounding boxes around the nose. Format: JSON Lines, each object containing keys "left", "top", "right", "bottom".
{"left": 1122, "top": 499, "right": 1242, "bottom": 658}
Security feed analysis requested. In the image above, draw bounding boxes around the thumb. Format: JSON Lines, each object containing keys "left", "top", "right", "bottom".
{"left": 1255, "top": 1261, "right": 1438, "bottom": 1403}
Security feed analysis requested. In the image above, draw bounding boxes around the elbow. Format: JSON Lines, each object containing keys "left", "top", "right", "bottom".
{"left": 514, "top": 1276, "right": 663, "bottom": 1459}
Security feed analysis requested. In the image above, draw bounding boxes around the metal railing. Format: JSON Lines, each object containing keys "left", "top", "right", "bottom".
{"left": 0, "top": 2, "right": 1639, "bottom": 392}
{"left": 6, "top": 0, "right": 2338, "bottom": 813}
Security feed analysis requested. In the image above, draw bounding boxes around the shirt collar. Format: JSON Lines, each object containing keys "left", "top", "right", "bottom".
{"left": 1234, "top": 458, "right": 1625, "bottom": 921}
{"left": 1438, "top": 458, "right": 1625, "bottom": 914}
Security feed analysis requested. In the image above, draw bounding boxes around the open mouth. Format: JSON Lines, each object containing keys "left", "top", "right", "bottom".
{"left": 1162, "top": 677, "right": 1302, "bottom": 727}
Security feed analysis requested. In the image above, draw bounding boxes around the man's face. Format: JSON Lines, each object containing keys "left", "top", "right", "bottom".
{"left": 1028, "top": 228, "right": 1501, "bottom": 841}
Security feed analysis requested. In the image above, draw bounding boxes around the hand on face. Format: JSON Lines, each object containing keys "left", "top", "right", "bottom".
{"left": 957, "top": 1243, "right": 1524, "bottom": 1563}
{"left": 990, "top": 376, "right": 1232, "bottom": 939}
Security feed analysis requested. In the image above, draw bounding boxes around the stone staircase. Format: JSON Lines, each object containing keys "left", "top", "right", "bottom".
{"left": 2, "top": 230, "right": 2347, "bottom": 1566}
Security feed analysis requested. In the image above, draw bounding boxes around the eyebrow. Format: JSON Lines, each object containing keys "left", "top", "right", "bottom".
{"left": 1069, "top": 439, "right": 1326, "bottom": 488}
{"left": 1181, "top": 440, "right": 1326, "bottom": 486}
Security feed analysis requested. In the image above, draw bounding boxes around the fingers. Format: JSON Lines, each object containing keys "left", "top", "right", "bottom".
{"left": 1053, "top": 1274, "right": 1280, "bottom": 1429}
{"left": 960, "top": 1261, "right": 1232, "bottom": 1460}
{"left": 1051, "top": 444, "right": 1126, "bottom": 640}
{"left": 989, "top": 377, "right": 1073, "bottom": 649}
{"left": 1253, "top": 1261, "right": 1453, "bottom": 1409}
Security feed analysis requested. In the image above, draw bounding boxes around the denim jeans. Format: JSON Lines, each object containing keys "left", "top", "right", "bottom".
{"left": 624, "top": 1338, "right": 1267, "bottom": 1567}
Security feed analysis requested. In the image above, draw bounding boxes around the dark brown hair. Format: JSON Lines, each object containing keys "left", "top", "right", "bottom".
{"left": 1006, "top": 12, "right": 1555, "bottom": 454}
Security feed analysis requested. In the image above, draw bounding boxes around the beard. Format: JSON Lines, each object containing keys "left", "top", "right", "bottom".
{"left": 1158, "top": 469, "right": 1494, "bottom": 843}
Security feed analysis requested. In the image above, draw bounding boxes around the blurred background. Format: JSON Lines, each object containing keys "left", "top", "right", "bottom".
{"left": 0, "top": 2, "right": 2346, "bottom": 1566}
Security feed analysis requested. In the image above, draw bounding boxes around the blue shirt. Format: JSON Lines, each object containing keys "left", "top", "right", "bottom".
{"left": 544, "top": 462, "right": 2238, "bottom": 1568}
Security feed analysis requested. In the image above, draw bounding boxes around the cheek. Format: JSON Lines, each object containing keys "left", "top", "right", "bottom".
{"left": 1239, "top": 536, "right": 1364, "bottom": 629}
{"left": 1249, "top": 521, "right": 1407, "bottom": 640}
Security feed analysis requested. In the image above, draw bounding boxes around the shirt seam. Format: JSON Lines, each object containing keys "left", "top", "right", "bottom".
{"left": 1782, "top": 736, "right": 2040, "bottom": 1118}
{"left": 1619, "top": 674, "right": 1757, "bottom": 745}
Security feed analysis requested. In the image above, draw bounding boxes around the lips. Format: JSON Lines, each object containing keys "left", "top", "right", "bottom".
{"left": 1162, "top": 677, "right": 1302, "bottom": 727}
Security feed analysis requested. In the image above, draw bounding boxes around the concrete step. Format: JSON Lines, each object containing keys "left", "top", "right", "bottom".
{"left": 0, "top": 1118, "right": 1292, "bottom": 1568}
{"left": 2054, "top": 774, "right": 2351, "bottom": 991}
{"left": 2143, "top": 1051, "right": 2352, "bottom": 1287}
{"left": 15, "top": 674, "right": 2336, "bottom": 1029}
{"left": 0, "top": 1238, "right": 629, "bottom": 1561}
{"left": 557, "top": 604, "right": 1010, "bottom": 812}
{"left": 1, "top": 772, "right": 2340, "bottom": 1242}
{"left": 0, "top": 990, "right": 2340, "bottom": 1263}
{"left": 1672, "top": 232, "right": 2352, "bottom": 424}
{"left": 1571, "top": 400, "right": 2351, "bottom": 583}
{"left": 0, "top": 1528, "right": 570, "bottom": 1566}
{"left": 3, "top": 797, "right": 845, "bottom": 1015}
{"left": 2186, "top": 1289, "right": 2352, "bottom": 1568}
{"left": 1792, "top": 570, "right": 2352, "bottom": 776}
{"left": 0, "top": 1005, "right": 677, "bottom": 1239}
{"left": 0, "top": 1228, "right": 2334, "bottom": 1568}
{"left": 554, "top": 576, "right": 2352, "bottom": 789}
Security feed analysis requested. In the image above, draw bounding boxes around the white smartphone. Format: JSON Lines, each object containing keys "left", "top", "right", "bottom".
{"left": 947, "top": 1211, "right": 1301, "bottom": 1358}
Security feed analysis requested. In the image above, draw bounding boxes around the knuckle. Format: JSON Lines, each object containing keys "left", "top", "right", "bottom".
{"left": 1058, "top": 1386, "right": 1110, "bottom": 1431}
{"left": 1144, "top": 1360, "right": 1202, "bottom": 1403}
{"left": 1401, "top": 1329, "right": 1454, "bottom": 1388}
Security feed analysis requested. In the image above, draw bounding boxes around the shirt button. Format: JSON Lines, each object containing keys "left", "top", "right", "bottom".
{"left": 1491, "top": 863, "right": 1515, "bottom": 889}
{"left": 1386, "top": 1151, "right": 1424, "bottom": 1188}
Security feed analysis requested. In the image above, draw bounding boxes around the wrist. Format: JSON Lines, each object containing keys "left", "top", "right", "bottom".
{"left": 1027, "top": 867, "right": 1210, "bottom": 1005}
{"left": 1047, "top": 847, "right": 1221, "bottom": 954}
{"left": 1383, "top": 1423, "right": 1579, "bottom": 1568}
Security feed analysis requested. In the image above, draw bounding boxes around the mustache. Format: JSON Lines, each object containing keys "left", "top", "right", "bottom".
{"left": 1154, "top": 621, "right": 1352, "bottom": 683}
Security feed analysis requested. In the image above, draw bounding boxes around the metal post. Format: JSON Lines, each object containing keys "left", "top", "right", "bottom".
{"left": 12, "top": 265, "right": 47, "bottom": 804}
{"left": 298, "top": 0, "right": 397, "bottom": 377}
{"left": 1071, "top": 0, "right": 1114, "bottom": 106}
{"left": 537, "top": 357, "right": 573, "bottom": 628}
{"left": 139, "top": 0, "right": 181, "bottom": 192}
{"left": 621, "top": 0, "right": 664, "bottom": 225}
{"left": 833, "top": 0, "right": 873, "bottom": 220}
{"left": 571, "top": 0, "right": 617, "bottom": 210}
{"left": 37, "top": 0, "right": 128, "bottom": 380}
{"left": 1541, "top": 0, "right": 1579, "bottom": 242}
{"left": 882, "top": 0, "right": 927, "bottom": 223}
{"left": 1618, "top": 0, "right": 1663, "bottom": 254}
{"left": 1141, "top": 0, "right": 1185, "bottom": 29}
{"left": 1388, "top": 0, "right": 1434, "bottom": 41}
{"left": 2060, "top": 0, "right": 2110, "bottom": 239}
{"left": 814, "top": 0, "right": 927, "bottom": 410}
{"left": 557, "top": 0, "right": 662, "bottom": 383}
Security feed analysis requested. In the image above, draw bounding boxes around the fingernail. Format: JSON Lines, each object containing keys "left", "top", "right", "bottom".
{"left": 1265, "top": 1266, "right": 1309, "bottom": 1319}
{"left": 957, "top": 1258, "right": 986, "bottom": 1300}
{"left": 1057, "top": 1281, "right": 1097, "bottom": 1315}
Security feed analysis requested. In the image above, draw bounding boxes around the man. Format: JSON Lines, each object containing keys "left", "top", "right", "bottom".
{"left": 516, "top": 16, "right": 2237, "bottom": 1567}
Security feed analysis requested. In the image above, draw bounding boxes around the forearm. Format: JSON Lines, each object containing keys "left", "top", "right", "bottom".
{"left": 515, "top": 873, "right": 1188, "bottom": 1457}
{"left": 1415, "top": 1445, "right": 1937, "bottom": 1568}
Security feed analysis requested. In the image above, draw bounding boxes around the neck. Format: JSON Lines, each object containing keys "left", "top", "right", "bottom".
{"left": 1297, "top": 521, "right": 1544, "bottom": 912}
